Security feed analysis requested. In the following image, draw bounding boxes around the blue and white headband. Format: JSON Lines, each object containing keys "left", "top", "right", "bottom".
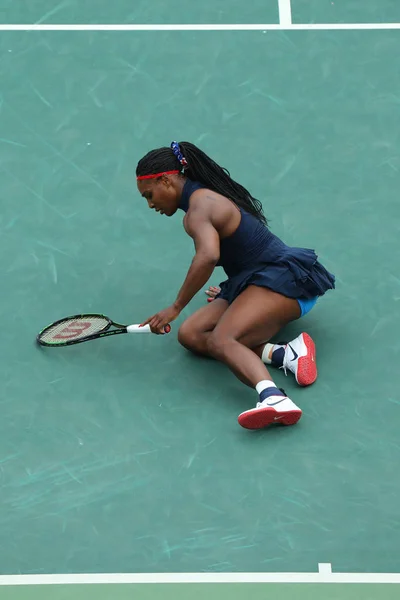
{"left": 171, "top": 141, "right": 188, "bottom": 169}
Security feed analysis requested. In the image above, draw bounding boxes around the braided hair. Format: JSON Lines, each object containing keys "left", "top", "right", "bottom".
{"left": 136, "top": 141, "right": 267, "bottom": 225}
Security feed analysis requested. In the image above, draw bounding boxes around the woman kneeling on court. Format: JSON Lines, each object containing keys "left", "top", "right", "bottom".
{"left": 137, "top": 141, "right": 335, "bottom": 430}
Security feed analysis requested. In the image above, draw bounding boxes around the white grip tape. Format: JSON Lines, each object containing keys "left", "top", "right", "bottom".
{"left": 126, "top": 324, "right": 151, "bottom": 333}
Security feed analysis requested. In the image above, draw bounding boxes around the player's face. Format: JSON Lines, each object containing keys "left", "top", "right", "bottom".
{"left": 137, "top": 177, "right": 179, "bottom": 217}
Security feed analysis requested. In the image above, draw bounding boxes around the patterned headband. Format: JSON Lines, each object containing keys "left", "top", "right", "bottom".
{"left": 171, "top": 141, "right": 188, "bottom": 168}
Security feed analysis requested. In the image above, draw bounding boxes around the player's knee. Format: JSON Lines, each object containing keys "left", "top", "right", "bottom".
{"left": 178, "top": 322, "right": 200, "bottom": 352}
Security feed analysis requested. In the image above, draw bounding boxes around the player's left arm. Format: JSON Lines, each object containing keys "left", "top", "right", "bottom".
{"left": 173, "top": 204, "right": 220, "bottom": 311}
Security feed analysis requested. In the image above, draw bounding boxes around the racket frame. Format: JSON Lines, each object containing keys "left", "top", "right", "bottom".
{"left": 36, "top": 313, "right": 154, "bottom": 347}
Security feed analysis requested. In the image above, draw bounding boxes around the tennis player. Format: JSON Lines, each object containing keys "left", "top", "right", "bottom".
{"left": 138, "top": 142, "right": 335, "bottom": 430}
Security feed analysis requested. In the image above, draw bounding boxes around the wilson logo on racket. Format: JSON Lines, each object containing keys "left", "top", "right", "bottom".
{"left": 53, "top": 321, "right": 92, "bottom": 340}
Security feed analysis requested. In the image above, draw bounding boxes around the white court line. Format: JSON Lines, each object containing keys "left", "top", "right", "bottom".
{"left": 1, "top": 23, "right": 400, "bottom": 31}
{"left": 0, "top": 572, "right": 400, "bottom": 585}
{"left": 319, "top": 563, "right": 333, "bottom": 574}
{"left": 278, "top": 0, "right": 292, "bottom": 26}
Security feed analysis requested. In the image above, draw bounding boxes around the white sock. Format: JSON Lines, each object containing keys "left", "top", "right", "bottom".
{"left": 255, "top": 380, "right": 277, "bottom": 395}
{"left": 261, "top": 344, "right": 274, "bottom": 364}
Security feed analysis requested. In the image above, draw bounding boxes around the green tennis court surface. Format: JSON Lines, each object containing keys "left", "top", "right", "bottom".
{"left": 292, "top": 0, "right": 400, "bottom": 24}
{"left": 0, "top": 0, "right": 279, "bottom": 24}
{"left": 1, "top": 0, "right": 400, "bottom": 598}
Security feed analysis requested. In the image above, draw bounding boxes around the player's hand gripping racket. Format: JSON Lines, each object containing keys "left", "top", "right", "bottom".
{"left": 36, "top": 314, "right": 171, "bottom": 347}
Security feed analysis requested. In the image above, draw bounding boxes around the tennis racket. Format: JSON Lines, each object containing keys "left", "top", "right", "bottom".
{"left": 36, "top": 313, "right": 171, "bottom": 347}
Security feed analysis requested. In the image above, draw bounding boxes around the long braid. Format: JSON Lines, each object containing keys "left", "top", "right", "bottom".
{"left": 136, "top": 141, "right": 267, "bottom": 225}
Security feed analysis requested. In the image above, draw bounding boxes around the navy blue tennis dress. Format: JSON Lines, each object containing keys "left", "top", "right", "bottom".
{"left": 179, "top": 179, "right": 335, "bottom": 305}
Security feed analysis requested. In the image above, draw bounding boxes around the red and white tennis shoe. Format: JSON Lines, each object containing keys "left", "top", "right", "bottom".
{"left": 281, "top": 332, "right": 317, "bottom": 386}
{"left": 238, "top": 391, "right": 302, "bottom": 430}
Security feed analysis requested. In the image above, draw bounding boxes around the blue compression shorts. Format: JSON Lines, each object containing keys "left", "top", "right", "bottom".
{"left": 297, "top": 296, "right": 318, "bottom": 317}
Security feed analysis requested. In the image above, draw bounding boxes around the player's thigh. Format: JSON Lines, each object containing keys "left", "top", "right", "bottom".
{"left": 211, "top": 286, "right": 301, "bottom": 348}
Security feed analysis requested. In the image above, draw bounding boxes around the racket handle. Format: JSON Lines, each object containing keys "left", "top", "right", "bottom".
{"left": 126, "top": 324, "right": 171, "bottom": 334}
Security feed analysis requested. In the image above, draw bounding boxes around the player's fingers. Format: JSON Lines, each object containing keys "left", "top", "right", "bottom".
{"left": 152, "top": 322, "right": 164, "bottom": 335}
{"left": 205, "top": 289, "right": 217, "bottom": 297}
{"left": 156, "top": 316, "right": 170, "bottom": 334}
{"left": 140, "top": 314, "right": 160, "bottom": 328}
{"left": 139, "top": 316, "right": 153, "bottom": 327}
{"left": 147, "top": 317, "right": 161, "bottom": 333}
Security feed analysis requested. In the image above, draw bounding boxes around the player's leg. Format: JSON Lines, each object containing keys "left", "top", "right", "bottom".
{"left": 205, "top": 286, "right": 304, "bottom": 429}
{"left": 178, "top": 297, "right": 259, "bottom": 387}
{"left": 178, "top": 298, "right": 228, "bottom": 356}
{"left": 204, "top": 286, "right": 317, "bottom": 386}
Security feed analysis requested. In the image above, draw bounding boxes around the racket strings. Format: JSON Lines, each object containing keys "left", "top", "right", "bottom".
{"left": 39, "top": 316, "right": 109, "bottom": 344}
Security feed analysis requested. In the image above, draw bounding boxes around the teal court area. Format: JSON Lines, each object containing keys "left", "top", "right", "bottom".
{"left": 1, "top": 0, "right": 400, "bottom": 598}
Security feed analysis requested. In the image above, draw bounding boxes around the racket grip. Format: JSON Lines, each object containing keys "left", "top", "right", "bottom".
{"left": 127, "top": 324, "right": 171, "bottom": 334}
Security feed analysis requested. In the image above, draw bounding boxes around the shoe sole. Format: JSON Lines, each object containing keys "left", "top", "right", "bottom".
{"left": 296, "top": 332, "right": 317, "bottom": 386}
{"left": 238, "top": 407, "right": 302, "bottom": 430}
